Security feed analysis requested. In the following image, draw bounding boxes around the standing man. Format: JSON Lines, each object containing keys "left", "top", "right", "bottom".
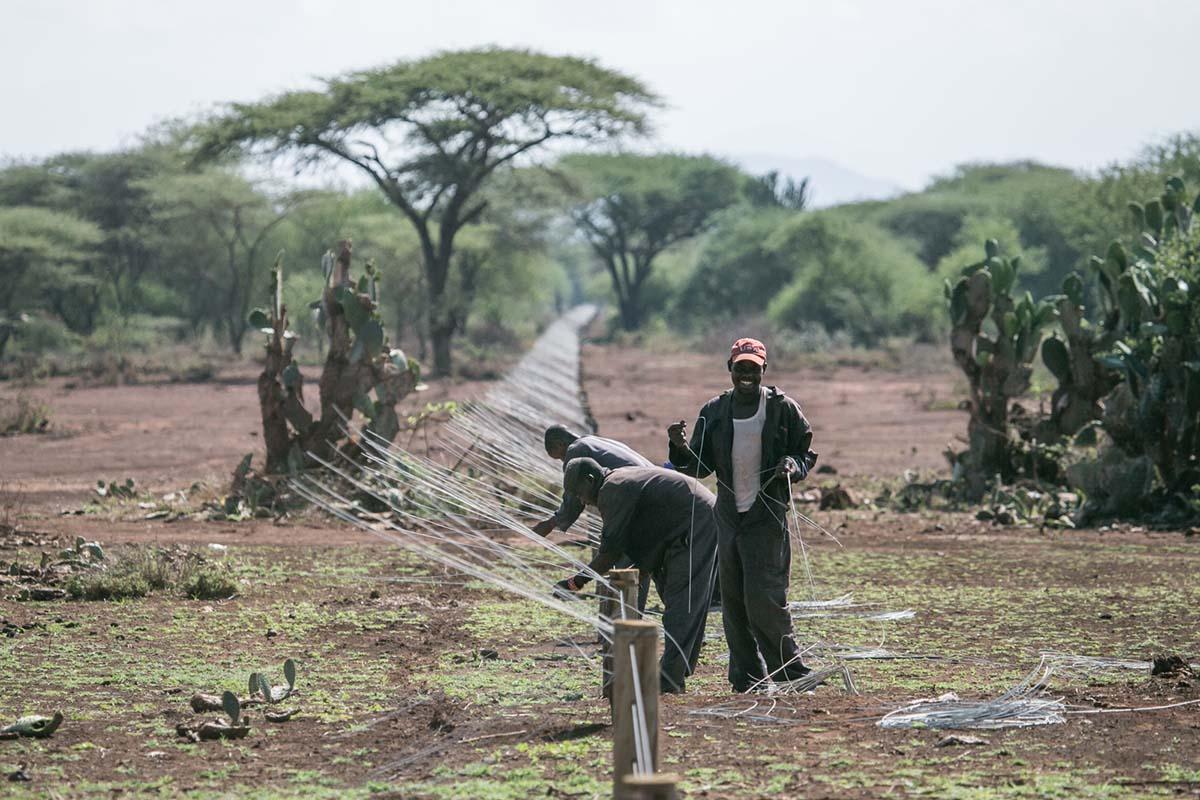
{"left": 667, "top": 337, "right": 817, "bottom": 692}
{"left": 531, "top": 426, "right": 654, "bottom": 537}
{"left": 554, "top": 458, "right": 717, "bottom": 694}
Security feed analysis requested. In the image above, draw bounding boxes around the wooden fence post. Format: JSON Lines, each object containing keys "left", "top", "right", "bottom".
{"left": 609, "top": 567, "right": 640, "bottom": 621}
{"left": 599, "top": 580, "right": 617, "bottom": 700}
{"left": 612, "top": 619, "right": 659, "bottom": 800}
{"left": 603, "top": 568, "right": 641, "bottom": 701}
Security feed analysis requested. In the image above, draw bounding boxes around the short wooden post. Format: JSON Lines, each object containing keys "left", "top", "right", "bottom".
{"left": 599, "top": 580, "right": 618, "bottom": 700}
{"left": 621, "top": 773, "right": 680, "bottom": 799}
{"left": 602, "top": 569, "right": 641, "bottom": 700}
{"left": 612, "top": 619, "right": 659, "bottom": 800}
{"left": 603, "top": 568, "right": 641, "bottom": 700}
{"left": 609, "top": 568, "right": 640, "bottom": 621}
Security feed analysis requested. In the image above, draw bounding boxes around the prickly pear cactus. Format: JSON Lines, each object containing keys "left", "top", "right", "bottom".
{"left": 221, "top": 691, "right": 241, "bottom": 725}
{"left": 252, "top": 241, "right": 420, "bottom": 474}
{"left": 945, "top": 240, "right": 1057, "bottom": 497}
{"left": 0, "top": 711, "right": 63, "bottom": 739}
{"left": 1039, "top": 253, "right": 1123, "bottom": 440}
{"left": 1094, "top": 178, "right": 1200, "bottom": 499}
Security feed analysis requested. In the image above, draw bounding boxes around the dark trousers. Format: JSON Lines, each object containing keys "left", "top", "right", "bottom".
{"left": 718, "top": 505, "right": 804, "bottom": 691}
{"left": 653, "top": 521, "right": 717, "bottom": 693}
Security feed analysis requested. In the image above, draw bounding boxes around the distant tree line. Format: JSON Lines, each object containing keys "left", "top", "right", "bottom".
{"left": 1, "top": 45, "right": 1197, "bottom": 376}
{"left": 668, "top": 139, "right": 1200, "bottom": 349}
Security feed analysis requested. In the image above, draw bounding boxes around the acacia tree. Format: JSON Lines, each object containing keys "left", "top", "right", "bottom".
{"left": 0, "top": 149, "right": 171, "bottom": 331}
{"left": 142, "top": 171, "right": 301, "bottom": 354}
{"left": 192, "top": 48, "right": 656, "bottom": 375}
{"left": 563, "top": 153, "right": 742, "bottom": 330}
{"left": 0, "top": 207, "right": 102, "bottom": 358}
{"left": 51, "top": 149, "right": 169, "bottom": 317}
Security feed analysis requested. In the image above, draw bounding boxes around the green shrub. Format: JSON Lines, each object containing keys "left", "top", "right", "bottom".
{"left": 766, "top": 215, "right": 940, "bottom": 346}
{"left": 67, "top": 570, "right": 151, "bottom": 601}
{"left": 7, "top": 314, "right": 80, "bottom": 355}
{"left": 870, "top": 191, "right": 987, "bottom": 267}
{"left": 673, "top": 208, "right": 799, "bottom": 326}
{"left": 66, "top": 547, "right": 239, "bottom": 601}
{"left": 180, "top": 561, "right": 240, "bottom": 600}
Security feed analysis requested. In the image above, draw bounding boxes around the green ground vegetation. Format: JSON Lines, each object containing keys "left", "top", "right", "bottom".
{"left": 0, "top": 519, "right": 1196, "bottom": 797}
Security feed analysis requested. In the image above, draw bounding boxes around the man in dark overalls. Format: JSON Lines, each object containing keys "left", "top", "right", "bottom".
{"left": 667, "top": 337, "right": 817, "bottom": 692}
{"left": 553, "top": 458, "right": 717, "bottom": 694}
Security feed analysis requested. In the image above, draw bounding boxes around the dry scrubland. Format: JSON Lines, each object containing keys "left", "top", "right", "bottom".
{"left": 0, "top": 343, "right": 1197, "bottom": 799}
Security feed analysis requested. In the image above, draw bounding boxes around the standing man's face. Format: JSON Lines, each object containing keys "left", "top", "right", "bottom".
{"left": 730, "top": 360, "right": 763, "bottom": 399}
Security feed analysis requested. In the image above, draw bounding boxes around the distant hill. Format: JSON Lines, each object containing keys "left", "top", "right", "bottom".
{"left": 732, "top": 154, "right": 906, "bottom": 208}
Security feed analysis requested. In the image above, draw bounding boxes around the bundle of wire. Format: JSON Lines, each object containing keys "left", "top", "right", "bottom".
{"left": 878, "top": 656, "right": 1066, "bottom": 729}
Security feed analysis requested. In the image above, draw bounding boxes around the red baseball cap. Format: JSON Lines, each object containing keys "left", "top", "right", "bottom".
{"left": 730, "top": 337, "right": 767, "bottom": 366}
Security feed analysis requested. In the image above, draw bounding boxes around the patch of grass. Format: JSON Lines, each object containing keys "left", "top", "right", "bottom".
{"left": 0, "top": 392, "right": 50, "bottom": 435}
{"left": 66, "top": 547, "right": 240, "bottom": 601}
{"left": 1159, "top": 763, "right": 1200, "bottom": 783}
{"left": 400, "top": 737, "right": 607, "bottom": 799}
{"left": 464, "top": 597, "right": 592, "bottom": 645}
{"left": 420, "top": 653, "right": 593, "bottom": 707}
{"left": 179, "top": 560, "right": 241, "bottom": 600}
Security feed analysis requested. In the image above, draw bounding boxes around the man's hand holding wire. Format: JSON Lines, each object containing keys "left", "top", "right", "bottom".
{"left": 667, "top": 420, "right": 688, "bottom": 449}
{"left": 776, "top": 456, "right": 805, "bottom": 481}
{"left": 553, "top": 575, "right": 590, "bottom": 601}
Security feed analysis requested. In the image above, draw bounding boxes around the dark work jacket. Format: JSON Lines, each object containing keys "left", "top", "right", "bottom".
{"left": 555, "top": 436, "right": 655, "bottom": 530}
{"left": 668, "top": 386, "right": 816, "bottom": 530}
{"left": 595, "top": 466, "right": 718, "bottom": 575}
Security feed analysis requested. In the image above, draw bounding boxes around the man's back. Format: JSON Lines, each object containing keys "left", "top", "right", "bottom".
{"left": 565, "top": 435, "right": 654, "bottom": 470}
{"left": 597, "top": 466, "right": 716, "bottom": 571}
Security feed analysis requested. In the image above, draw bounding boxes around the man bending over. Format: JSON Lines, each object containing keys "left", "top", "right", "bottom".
{"left": 553, "top": 458, "right": 717, "bottom": 694}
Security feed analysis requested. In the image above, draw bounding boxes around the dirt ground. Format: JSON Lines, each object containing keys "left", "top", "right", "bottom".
{"left": 580, "top": 342, "right": 966, "bottom": 480}
{"left": 0, "top": 342, "right": 1197, "bottom": 799}
{"left": 0, "top": 366, "right": 491, "bottom": 509}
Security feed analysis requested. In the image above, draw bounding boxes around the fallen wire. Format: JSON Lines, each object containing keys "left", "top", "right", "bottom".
{"left": 1037, "top": 651, "right": 1153, "bottom": 674}
{"left": 766, "top": 663, "right": 859, "bottom": 696}
{"left": 1065, "top": 698, "right": 1200, "bottom": 715}
{"left": 787, "top": 593, "right": 916, "bottom": 621}
{"left": 688, "top": 697, "right": 811, "bottom": 726}
{"left": 792, "top": 607, "right": 916, "bottom": 622}
{"left": 878, "top": 657, "right": 1066, "bottom": 730}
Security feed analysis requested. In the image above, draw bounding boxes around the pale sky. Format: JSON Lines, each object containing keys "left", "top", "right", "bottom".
{"left": 3, "top": 0, "right": 1198, "bottom": 190}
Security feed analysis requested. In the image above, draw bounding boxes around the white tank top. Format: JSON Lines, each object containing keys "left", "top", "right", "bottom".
{"left": 732, "top": 389, "right": 766, "bottom": 513}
